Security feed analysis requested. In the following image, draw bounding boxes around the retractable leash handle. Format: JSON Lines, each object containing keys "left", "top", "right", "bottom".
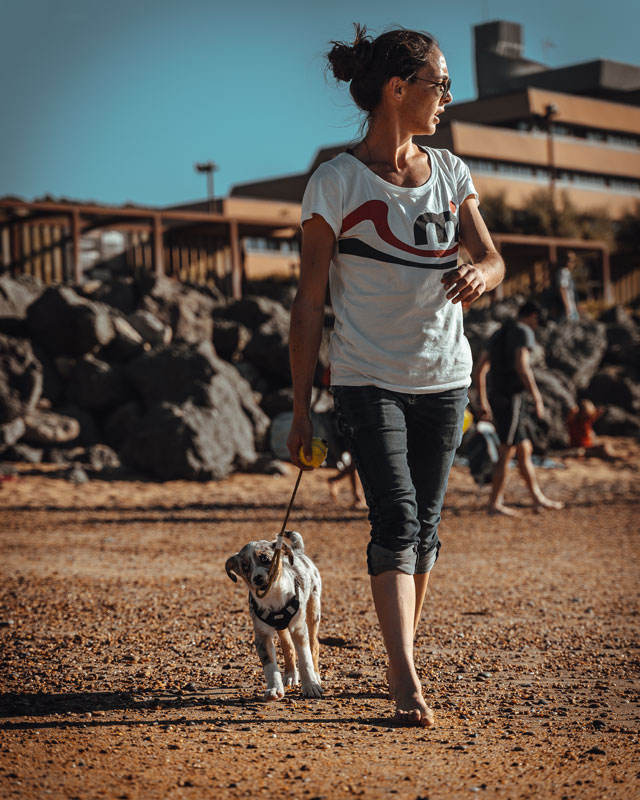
{"left": 255, "top": 438, "right": 328, "bottom": 599}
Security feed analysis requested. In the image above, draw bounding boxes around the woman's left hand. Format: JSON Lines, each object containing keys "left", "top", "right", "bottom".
{"left": 451, "top": 197, "right": 505, "bottom": 305}
{"left": 441, "top": 263, "right": 487, "bottom": 306}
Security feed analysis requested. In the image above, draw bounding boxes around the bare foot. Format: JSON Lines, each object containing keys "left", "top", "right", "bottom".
{"left": 393, "top": 686, "right": 435, "bottom": 728}
{"left": 388, "top": 669, "right": 434, "bottom": 727}
{"left": 533, "top": 495, "right": 564, "bottom": 512}
{"left": 488, "top": 502, "right": 520, "bottom": 517}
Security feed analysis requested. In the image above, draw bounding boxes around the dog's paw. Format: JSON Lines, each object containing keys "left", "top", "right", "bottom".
{"left": 283, "top": 668, "right": 299, "bottom": 687}
{"left": 264, "top": 686, "right": 285, "bottom": 702}
{"left": 301, "top": 681, "right": 323, "bottom": 698}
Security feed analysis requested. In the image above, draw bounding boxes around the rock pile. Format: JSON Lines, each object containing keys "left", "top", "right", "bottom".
{"left": 0, "top": 273, "right": 638, "bottom": 479}
{"left": 0, "top": 274, "right": 308, "bottom": 480}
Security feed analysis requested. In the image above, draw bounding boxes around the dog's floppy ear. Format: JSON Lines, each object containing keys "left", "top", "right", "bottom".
{"left": 281, "top": 541, "right": 294, "bottom": 566}
{"left": 225, "top": 554, "right": 241, "bottom": 582}
{"left": 283, "top": 530, "right": 304, "bottom": 553}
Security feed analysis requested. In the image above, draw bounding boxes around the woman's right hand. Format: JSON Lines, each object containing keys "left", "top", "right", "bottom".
{"left": 287, "top": 415, "right": 315, "bottom": 470}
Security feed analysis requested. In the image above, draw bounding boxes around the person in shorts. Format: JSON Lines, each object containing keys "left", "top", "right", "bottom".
{"left": 286, "top": 24, "right": 505, "bottom": 726}
{"left": 474, "top": 300, "right": 564, "bottom": 515}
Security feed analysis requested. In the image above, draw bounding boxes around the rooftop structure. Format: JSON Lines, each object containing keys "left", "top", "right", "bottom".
{"left": 473, "top": 20, "right": 640, "bottom": 102}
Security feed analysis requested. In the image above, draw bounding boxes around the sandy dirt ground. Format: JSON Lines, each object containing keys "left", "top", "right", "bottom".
{"left": 1, "top": 437, "right": 639, "bottom": 800}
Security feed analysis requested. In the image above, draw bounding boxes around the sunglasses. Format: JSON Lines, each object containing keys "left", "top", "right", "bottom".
{"left": 412, "top": 76, "right": 452, "bottom": 97}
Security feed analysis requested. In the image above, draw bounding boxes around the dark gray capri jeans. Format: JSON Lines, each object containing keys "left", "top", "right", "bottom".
{"left": 332, "top": 384, "right": 468, "bottom": 576}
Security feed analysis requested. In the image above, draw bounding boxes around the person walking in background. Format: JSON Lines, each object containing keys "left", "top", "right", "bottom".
{"left": 556, "top": 250, "right": 580, "bottom": 320}
{"left": 474, "top": 300, "right": 564, "bottom": 515}
{"left": 287, "top": 24, "right": 504, "bottom": 726}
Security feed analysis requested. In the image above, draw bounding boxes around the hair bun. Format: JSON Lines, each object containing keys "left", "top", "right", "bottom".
{"left": 327, "top": 42, "right": 359, "bottom": 82}
{"left": 353, "top": 38, "right": 373, "bottom": 70}
{"left": 328, "top": 23, "right": 373, "bottom": 83}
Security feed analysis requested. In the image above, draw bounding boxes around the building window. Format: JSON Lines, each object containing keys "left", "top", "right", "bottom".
{"left": 243, "top": 237, "right": 299, "bottom": 254}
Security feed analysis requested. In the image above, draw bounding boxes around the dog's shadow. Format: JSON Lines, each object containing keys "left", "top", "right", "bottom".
{"left": 0, "top": 688, "right": 395, "bottom": 731}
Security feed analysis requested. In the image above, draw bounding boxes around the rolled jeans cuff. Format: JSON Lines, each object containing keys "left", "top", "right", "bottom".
{"left": 367, "top": 542, "right": 417, "bottom": 576}
{"left": 416, "top": 540, "right": 441, "bottom": 574}
{"left": 367, "top": 539, "right": 441, "bottom": 576}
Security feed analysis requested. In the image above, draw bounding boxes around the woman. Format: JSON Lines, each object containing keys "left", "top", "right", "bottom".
{"left": 287, "top": 25, "right": 504, "bottom": 726}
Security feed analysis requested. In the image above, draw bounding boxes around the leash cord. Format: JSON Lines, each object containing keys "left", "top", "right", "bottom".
{"left": 255, "top": 468, "right": 303, "bottom": 599}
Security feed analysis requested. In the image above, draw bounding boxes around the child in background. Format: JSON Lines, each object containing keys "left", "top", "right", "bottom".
{"left": 567, "top": 400, "right": 618, "bottom": 461}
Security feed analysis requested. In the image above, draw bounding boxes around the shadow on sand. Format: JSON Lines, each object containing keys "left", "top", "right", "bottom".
{"left": 0, "top": 688, "right": 396, "bottom": 731}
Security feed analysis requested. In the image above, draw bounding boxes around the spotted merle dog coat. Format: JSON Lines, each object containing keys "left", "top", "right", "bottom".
{"left": 225, "top": 530, "right": 322, "bottom": 701}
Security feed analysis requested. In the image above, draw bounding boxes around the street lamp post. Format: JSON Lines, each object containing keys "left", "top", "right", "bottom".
{"left": 194, "top": 161, "right": 219, "bottom": 213}
{"left": 543, "top": 103, "right": 558, "bottom": 217}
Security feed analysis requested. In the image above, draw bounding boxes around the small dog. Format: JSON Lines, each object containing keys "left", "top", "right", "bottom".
{"left": 225, "top": 530, "right": 322, "bottom": 701}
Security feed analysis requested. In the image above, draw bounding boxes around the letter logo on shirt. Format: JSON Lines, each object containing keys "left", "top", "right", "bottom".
{"left": 413, "top": 210, "right": 458, "bottom": 246}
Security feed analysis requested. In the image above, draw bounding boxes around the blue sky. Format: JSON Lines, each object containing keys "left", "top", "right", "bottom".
{"left": 1, "top": 0, "right": 638, "bottom": 207}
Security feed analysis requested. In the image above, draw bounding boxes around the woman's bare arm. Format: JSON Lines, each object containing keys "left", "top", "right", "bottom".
{"left": 287, "top": 214, "right": 335, "bottom": 468}
{"left": 441, "top": 197, "right": 505, "bottom": 306}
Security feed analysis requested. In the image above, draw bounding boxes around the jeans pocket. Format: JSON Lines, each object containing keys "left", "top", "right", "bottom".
{"left": 331, "top": 385, "right": 375, "bottom": 444}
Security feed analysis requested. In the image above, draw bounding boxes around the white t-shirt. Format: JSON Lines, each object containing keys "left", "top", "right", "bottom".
{"left": 301, "top": 147, "right": 478, "bottom": 393}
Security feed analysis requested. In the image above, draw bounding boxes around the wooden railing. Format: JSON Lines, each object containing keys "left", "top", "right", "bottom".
{"left": 611, "top": 267, "right": 640, "bottom": 306}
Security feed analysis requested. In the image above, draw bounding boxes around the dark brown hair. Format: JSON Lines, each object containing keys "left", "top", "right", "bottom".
{"left": 327, "top": 24, "right": 439, "bottom": 115}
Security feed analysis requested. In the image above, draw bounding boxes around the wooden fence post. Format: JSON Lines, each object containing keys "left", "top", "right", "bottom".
{"left": 153, "top": 214, "right": 164, "bottom": 277}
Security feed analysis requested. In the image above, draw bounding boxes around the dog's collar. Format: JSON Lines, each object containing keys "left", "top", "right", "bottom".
{"left": 249, "top": 584, "right": 300, "bottom": 630}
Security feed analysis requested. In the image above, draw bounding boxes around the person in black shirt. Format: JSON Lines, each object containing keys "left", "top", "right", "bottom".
{"left": 474, "top": 301, "right": 564, "bottom": 515}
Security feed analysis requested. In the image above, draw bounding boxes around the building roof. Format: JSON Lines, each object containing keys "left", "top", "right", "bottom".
{"left": 474, "top": 20, "right": 640, "bottom": 101}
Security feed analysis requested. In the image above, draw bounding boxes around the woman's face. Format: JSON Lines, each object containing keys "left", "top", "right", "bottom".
{"left": 401, "top": 49, "right": 453, "bottom": 136}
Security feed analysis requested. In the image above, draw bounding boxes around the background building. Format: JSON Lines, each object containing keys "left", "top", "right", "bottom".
{"left": 3, "top": 21, "right": 638, "bottom": 303}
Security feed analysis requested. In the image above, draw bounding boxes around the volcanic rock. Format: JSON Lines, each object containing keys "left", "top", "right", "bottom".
{"left": 0, "top": 417, "right": 26, "bottom": 450}
{"left": 529, "top": 367, "right": 577, "bottom": 449}
{"left": 217, "top": 295, "right": 287, "bottom": 330}
{"left": 0, "top": 334, "right": 43, "bottom": 424}
{"left": 584, "top": 366, "right": 640, "bottom": 414}
{"left": 52, "top": 404, "right": 102, "bottom": 447}
{"left": 81, "top": 277, "right": 137, "bottom": 315}
{"left": 212, "top": 319, "right": 251, "bottom": 362}
{"left": 539, "top": 318, "right": 607, "bottom": 390}
{"left": 125, "top": 340, "right": 221, "bottom": 408}
{"left": 100, "top": 315, "right": 145, "bottom": 362}
{"left": 102, "top": 401, "right": 143, "bottom": 451}
{"left": 593, "top": 405, "right": 640, "bottom": 438}
{"left": 242, "top": 312, "right": 292, "bottom": 382}
{"left": 32, "top": 344, "right": 63, "bottom": 404}
{"left": 138, "top": 276, "right": 220, "bottom": 344}
{"left": 0, "top": 274, "right": 43, "bottom": 318}
{"left": 126, "top": 309, "right": 172, "bottom": 347}
{"left": 3, "top": 441, "right": 44, "bottom": 463}
{"left": 121, "top": 398, "right": 255, "bottom": 481}
{"left": 65, "top": 355, "right": 131, "bottom": 412}
{"left": 22, "top": 409, "right": 80, "bottom": 446}
{"left": 26, "top": 286, "right": 115, "bottom": 356}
